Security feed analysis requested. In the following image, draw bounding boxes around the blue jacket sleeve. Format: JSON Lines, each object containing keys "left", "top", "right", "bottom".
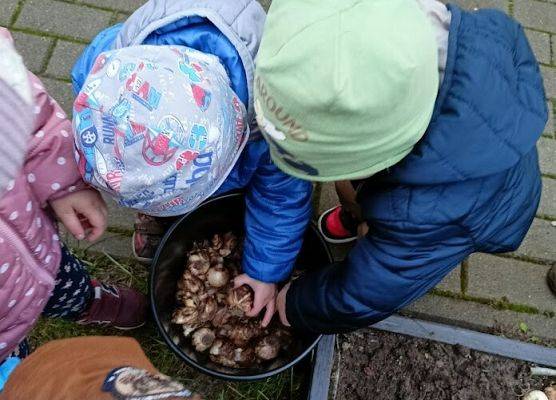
{"left": 0, "top": 357, "right": 20, "bottom": 391}
{"left": 286, "top": 220, "right": 474, "bottom": 334}
{"left": 242, "top": 148, "right": 313, "bottom": 284}
{"left": 71, "top": 24, "right": 122, "bottom": 94}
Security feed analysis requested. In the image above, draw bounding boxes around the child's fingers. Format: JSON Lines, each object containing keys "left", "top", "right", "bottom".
{"left": 58, "top": 210, "right": 85, "bottom": 240}
{"left": 80, "top": 208, "right": 106, "bottom": 242}
{"left": 249, "top": 290, "right": 274, "bottom": 317}
{"left": 277, "top": 284, "right": 291, "bottom": 327}
{"left": 278, "top": 307, "right": 291, "bottom": 327}
{"left": 233, "top": 274, "right": 250, "bottom": 289}
{"left": 98, "top": 198, "right": 108, "bottom": 218}
{"left": 261, "top": 300, "right": 275, "bottom": 328}
{"left": 247, "top": 292, "right": 267, "bottom": 317}
{"left": 86, "top": 225, "right": 104, "bottom": 242}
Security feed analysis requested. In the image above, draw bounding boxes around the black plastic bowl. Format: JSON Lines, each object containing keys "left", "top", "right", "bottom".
{"left": 150, "top": 192, "right": 332, "bottom": 381}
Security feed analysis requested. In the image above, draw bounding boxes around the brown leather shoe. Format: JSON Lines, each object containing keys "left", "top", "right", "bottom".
{"left": 548, "top": 266, "right": 556, "bottom": 296}
{"left": 78, "top": 282, "right": 147, "bottom": 330}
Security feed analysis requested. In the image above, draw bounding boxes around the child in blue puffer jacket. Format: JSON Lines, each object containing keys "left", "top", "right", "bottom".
{"left": 71, "top": 0, "right": 312, "bottom": 326}
{"left": 255, "top": 0, "right": 549, "bottom": 333}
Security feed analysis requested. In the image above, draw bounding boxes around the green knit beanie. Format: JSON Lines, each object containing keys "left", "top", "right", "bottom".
{"left": 255, "top": 0, "right": 439, "bottom": 181}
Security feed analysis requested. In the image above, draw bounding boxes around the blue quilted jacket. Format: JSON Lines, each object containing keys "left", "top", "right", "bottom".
{"left": 286, "top": 5, "right": 548, "bottom": 333}
{"left": 71, "top": 0, "right": 312, "bottom": 284}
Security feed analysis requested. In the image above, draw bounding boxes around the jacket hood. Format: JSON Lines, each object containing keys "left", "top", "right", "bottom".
{"left": 387, "top": 5, "right": 547, "bottom": 185}
{"left": 113, "top": 0, "right": 265, "bottom": 121}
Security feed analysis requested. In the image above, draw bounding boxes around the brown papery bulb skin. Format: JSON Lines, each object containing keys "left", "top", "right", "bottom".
{"left": 212, "top": 308, "right": 232, "bottom": 326}
{"left": 211, "top": 234, "right": 223, "bottom": 250}
{"left": 192, "top": 328, "right": 216, "bottom": 352}
{"left": 234, "top": 347, "right": 255, "bottom": 367}
{"left": 255, "top": 335, "right": 281, "bottom": 361}
{"left": 199, "top": 297, "right": 218, "bottom": 323}
{"left": 545, "top": 386, "right": 556, "bottom": 400}
{"left": 172, "top": 308, "right": 198, "bottom": 326}
{"left": 209, "top": 339, "right": 237, "bottom": 368}
{"left": 207, "top": 266, "right": 230, "bottom": 288}
{"left": 275, "top": 328, "right": 294, "bottom": 348}
{"left": 188, "top": 252, "right": 210, "bottom": 277}
{"left": 173, "top": 232, "right": 296, "bottom": 369}
{"left": 220, "top": 232, "right": 238, "bottom": 257}
{"left": 224, "top": 322, "right": 263, "bottom": 347}
{"left": 226, "top": 285, "right": 253, "bottom": 317}
{"left": 178, "top": 271, "right": 204, "bottom": 294}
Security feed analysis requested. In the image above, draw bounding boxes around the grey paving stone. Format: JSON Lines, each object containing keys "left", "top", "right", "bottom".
{"left": 542, "top": 66, "right": 556, "bottom": 99}
{"left": 526, "top": 29, "right": 551, "bottom": 65}
{"left": 436, "top": 265, "right": 462, "bottom": 293}
{"left": 441, "top": 0, "right": 508, "bottom": 12}
{"left": 405, "top": 294, "right": 556, "bottom": 341}
{"left": 467, "top": 253, "right": 555, "bottom": 312}
{"left": 546, "top": 100, "right": 555, "bottom": 137}
{"left": 509, "top": 218, "right": 556, "bottom": 263}
{"left": 113, "top": 13, "right": 130, "bottom": 24}
{"left": 46, "top": 40, "right": 86, "bottom": 80}
{"left": 78, "top": 0, "right": 145, "bottom": 13}
{"left": 65, "top": 231, "right": 133, "bottom": 259}
{"left": 16, "top": 0, "right": 112, "bottom": 42}
{"left": 539, "top": 177, "right": 556, "bottom": 217}
{"left": 40, "top": 77, "right": 75, "bottom": 115}
{"left": 103, "top": 195, "right": 136, "bottom": 230}
{"left": 0, "top": 0, "right": 19, "bottom": 26}
{"left": 317, "top": 182, "right": 339, "bottom": 215}
{"left": 514, "top": 0, "right": 556, "bottom": 32}
{"left": 539, "top": 137, "right": 556, "bottom": 175}
{"left": 550, "top": 33, "right": 556, "bottom": 65}
{"left": 11, "top": 32, "right": 53, "bottom": 74}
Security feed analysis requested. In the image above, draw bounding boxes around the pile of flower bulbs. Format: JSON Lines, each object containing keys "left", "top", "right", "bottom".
{"left": 172, "top": 233, "right": 293, "bottom": 369}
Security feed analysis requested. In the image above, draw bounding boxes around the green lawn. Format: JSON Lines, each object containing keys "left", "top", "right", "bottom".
{"left": 29, "top": 250, "right": 307, "bottom": 400}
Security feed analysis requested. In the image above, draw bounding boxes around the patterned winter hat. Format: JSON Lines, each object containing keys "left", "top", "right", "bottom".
{"left": 73, "top": 45, "right": 248, "bottom": 216}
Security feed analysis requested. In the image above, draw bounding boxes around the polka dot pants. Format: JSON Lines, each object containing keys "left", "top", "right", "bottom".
{"left": 42, "top": 244, "right": 94, "bottom": 320}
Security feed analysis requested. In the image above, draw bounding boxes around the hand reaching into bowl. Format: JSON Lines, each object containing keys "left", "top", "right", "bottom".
{"left": 234, "top": 274, "right": 277, "bottom": 328}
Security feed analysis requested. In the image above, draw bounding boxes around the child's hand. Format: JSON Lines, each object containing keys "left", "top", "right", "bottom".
{"left": 50, "top": 189, "right": 107, "bottom": 242}
{"left": 234, "top": 274, "right": 277, "bottom": 328}
{"left": 276, "top": 283, "right": 291, "bottom": 327}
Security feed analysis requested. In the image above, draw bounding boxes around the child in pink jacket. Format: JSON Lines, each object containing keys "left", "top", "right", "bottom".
{"left": 0, "top": 28, "right": 147, "bottom": 367}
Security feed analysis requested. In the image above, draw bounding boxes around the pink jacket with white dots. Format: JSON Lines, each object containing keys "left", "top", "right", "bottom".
{"left": 0, "top": 30, "right": 87, "bottom": 360}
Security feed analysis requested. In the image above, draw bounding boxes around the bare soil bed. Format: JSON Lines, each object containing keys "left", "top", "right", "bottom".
{"left": 335, "top": 330, "right": 552, "bottom": 400}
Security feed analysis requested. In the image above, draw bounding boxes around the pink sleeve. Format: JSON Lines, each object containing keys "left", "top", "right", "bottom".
{"left": 24, "top": 74, "right": 88, "bottom": 206}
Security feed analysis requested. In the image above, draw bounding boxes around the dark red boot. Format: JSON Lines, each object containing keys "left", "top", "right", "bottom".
{"left": 78, "top": 282, "right": 147, "bottom": 330}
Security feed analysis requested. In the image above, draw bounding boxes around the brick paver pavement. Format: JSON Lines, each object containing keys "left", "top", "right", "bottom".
{"left": 1, "top": 0, "right": 554, "bottom": 340}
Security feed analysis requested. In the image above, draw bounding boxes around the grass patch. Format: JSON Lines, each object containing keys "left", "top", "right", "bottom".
{"left": 106, "top": 225, "right": 135, "bottom": 237}
{"left": 30, "top": 250, "right": 308, "bottom": 400}
{"left": 430, "top": 288, "right": 553, "bottom": 317}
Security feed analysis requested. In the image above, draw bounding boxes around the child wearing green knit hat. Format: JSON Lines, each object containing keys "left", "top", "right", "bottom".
{"left": 255, "top": 0, "right": 549, "bottom": 333}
